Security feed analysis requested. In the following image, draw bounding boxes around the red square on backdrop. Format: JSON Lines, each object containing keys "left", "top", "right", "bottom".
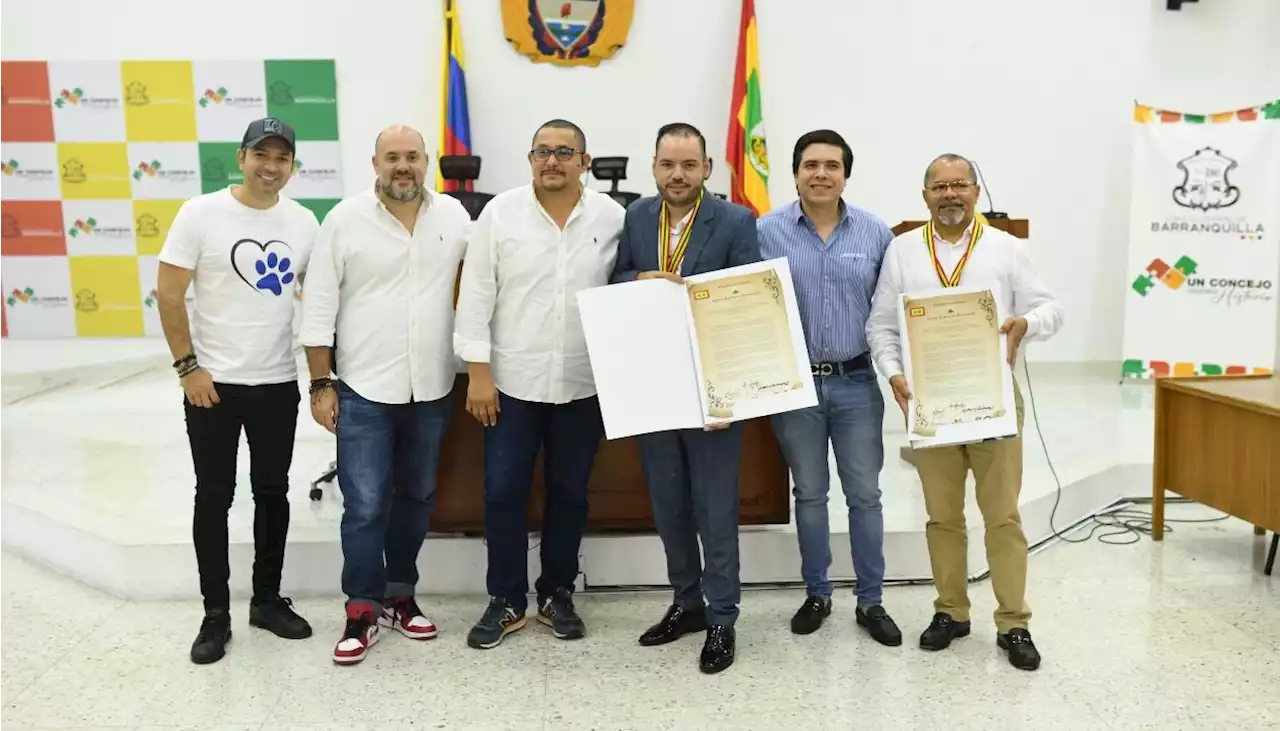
{"left": 2, "top": 200, "right": 66, "bottom": 255}
{"left": 1, "top": 61, "right": 55, "bottom": 142}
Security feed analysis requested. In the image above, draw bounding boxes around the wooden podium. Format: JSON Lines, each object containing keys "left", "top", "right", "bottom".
{"left": 890, "top": 216, "right": 1029, "bottom": 467}
{"left": 423, "top": 266, "right": 792, "bottom": 534}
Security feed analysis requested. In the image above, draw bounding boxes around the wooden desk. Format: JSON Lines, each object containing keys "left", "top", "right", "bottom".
{"left": 1152, "top": 374, "right": 1280, "bottom": 573}
{"left": 428, "top": 375, "right": 793, "bottom": 534}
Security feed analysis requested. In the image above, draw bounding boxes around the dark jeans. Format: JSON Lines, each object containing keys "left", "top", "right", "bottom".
{"left": 483, "top": 391, "right": 604, "bottom": 614}
{"left": 637, "top": 424, "right": 743, "bottom": 627}
{"left": 184, "top": 380, "right": 300, "bottom": 612}
{"left": 336, "top": 382, "right": 453, "bottom": 609}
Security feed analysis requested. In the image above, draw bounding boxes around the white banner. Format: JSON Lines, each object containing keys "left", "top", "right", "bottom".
{"left": 1121, "top": 101, "right": 1280, "bottom": 380}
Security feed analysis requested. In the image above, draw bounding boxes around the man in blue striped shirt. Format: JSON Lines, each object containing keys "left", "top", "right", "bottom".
{"left": 757, "top": 130, "right": 901, "bottom": 646}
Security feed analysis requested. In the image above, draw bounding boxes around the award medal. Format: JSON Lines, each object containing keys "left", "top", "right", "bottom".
{"left": 924, "top": 215, "right": 984, "bottom": 288}
{"left": 658, "top": 188, "right": 705, "bottom": 273}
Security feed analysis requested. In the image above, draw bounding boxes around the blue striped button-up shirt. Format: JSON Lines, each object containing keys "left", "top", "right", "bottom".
{"left": 758, "top": 200, "right": 893, "bottom": 363}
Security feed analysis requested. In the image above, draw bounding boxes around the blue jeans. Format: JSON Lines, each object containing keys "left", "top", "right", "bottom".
{"left": 638, "top": 425, "right": 743, "bottom": 627}
{"left": 483, "top": 392, "right": 604, "bottom": 615}
{"left": 770, "top": 367, "right": 886, "bottom": 605}
{"left": 336, "top": 382, "right": 452, "bottom": 609}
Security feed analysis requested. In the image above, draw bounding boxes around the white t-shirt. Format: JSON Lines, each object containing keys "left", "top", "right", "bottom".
{"left": 158, "top": 187, "right": 320, "bottom": 385}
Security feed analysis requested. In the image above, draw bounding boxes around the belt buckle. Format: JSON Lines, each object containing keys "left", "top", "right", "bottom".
{"left": 812, "top": 362, "right": 834, "bottom": 377}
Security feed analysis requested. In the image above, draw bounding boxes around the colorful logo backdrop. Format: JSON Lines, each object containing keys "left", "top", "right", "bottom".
{"left": 1121, "top": 100, "right": 1279, "bottom": 380}
{"left": 1, "top": 59, "right": 342, "bottom": 338}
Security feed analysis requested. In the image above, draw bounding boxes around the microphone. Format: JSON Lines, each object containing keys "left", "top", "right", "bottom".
{"left": 970, "top": 160, "right": 1007, "bottom": 219}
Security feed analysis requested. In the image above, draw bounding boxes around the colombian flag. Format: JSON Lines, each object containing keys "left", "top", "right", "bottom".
{"left": 725, "top": 0, "right": 770, "bottom": 216}
{"left": 437, "top": 0, "right": 473, "bottom": 192}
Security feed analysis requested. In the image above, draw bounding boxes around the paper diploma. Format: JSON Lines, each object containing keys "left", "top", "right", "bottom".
{"left": 902, "top": 288, "right": 1006, "bottom": 436}
{"left": 687, "top": 268, "right": 804, "bottom": 418}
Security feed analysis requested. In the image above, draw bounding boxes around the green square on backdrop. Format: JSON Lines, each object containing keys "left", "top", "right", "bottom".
{"left": 197, "top": 142, "right": 245, "bottom": 194}
{"left": 297, "top": 198, "right": 340, "bottom": 223}
{"left": 264, "top": 60, "right": 338, "bottom": 141}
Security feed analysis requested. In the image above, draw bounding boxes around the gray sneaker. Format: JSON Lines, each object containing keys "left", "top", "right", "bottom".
{"left": 466, "top": 597, "right": 526, "bottom": 649}
{"left": 537, "top": 589, "right": 585, "bottom": 640}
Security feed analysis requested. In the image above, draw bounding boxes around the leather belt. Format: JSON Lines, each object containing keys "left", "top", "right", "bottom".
{"left": 810, "top": 352, "right": 871, "bottom": 377}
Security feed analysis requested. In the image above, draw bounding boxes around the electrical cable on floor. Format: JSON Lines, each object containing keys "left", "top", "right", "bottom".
{"left": 1019, "top": 350, "right": 1229, "bottom": 546}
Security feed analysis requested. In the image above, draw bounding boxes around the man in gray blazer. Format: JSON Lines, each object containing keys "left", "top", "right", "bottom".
{"left": 610, "top": 122, "right": 761, "bottom": 674}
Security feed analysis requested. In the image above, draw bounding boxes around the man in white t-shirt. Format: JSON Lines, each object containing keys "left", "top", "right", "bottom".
{"left": 299, "top": 124, "right": 472, "bottom": 666}
{"left": 156, "top": 117, "right": 320, "bottom": 666}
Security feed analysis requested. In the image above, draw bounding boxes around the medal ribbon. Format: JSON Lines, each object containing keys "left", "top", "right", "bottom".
{"left": 658, "top": 188, "right": 705, "bottom": 273}
{"left": 923, "top": 214, "right": 984, "bottom": 288}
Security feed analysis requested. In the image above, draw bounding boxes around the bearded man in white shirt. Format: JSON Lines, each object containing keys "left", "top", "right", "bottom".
{"left": 299, "top": 124, "right": 472, "bottom": 666}
{"left": 157, "top": 117, "right": 319, "bottom": 665}
{"left": 866, "top": 153, "right": 1064, "bottom": 672}
{"left": 454, "top": 119, "right": 625, "bottom": 650}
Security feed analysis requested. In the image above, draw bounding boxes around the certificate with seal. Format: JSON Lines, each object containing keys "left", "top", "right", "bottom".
{"left": 898, "top": 282, "right": 1018, "bottom": 449}
{"left": 684, "top": 262, "right": 813, "bottom": 424}
{"left": 576, "top": 258, "right": 817, "bottom": 440}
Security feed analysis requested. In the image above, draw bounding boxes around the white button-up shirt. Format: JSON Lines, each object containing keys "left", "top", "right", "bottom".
{"left": 453, "top": 185, "right": 625, "bottom": 404}
{"left": 866, "top": 220, "right": 1065, "bottom": 378}
{"left": 299, "top": 187, "right": 472, "bottom": 404}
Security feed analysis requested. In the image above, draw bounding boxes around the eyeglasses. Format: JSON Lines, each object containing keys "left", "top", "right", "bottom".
{"left": 926, "top": 180, "right": 974, "bottom": 194}
{"left": 530, "top": 146, "right": 581, "bottom": 161}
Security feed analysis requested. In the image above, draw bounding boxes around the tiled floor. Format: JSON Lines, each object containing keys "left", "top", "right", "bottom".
{"left": 2, "top": 500, "right": 1276, "bottom": 731}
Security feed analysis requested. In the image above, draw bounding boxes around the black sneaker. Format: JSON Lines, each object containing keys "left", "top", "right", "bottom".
{"left": 919, "top": 612, "right": 971, "bottom": 651}
{"left": 249, "top": 596, "right": 313, "bottom": 640}
{"left": 466, "top": 597, "right": 527, "bottom": 649}
{"left": 190, "top": 610, "right": 232, "bottom": 665}
{"left": 790, "top": 595, "right": 832, "bottom": 635}
{"left": 537, "top": 589, "right": 585, "bottom": 640}
{"left": 997, "top": 628, "right": 1041, "bottom": 671}
{"left": 855, "top": 605, "right": 903, "bottom": 646}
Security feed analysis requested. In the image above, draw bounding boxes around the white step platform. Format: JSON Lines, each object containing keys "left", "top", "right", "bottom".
{"left": 1, "top": 338, "right": 1157, "bottom": 601}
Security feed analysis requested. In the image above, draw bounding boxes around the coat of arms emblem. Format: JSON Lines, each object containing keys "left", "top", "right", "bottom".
{"left": 1173, "top": 146, "right": 1241, "bottom": 211}
{"left": 502, "top": 0, "right": 635, "bottom": 67}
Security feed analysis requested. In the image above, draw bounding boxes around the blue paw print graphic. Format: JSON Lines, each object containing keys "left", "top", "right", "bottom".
{"left": 254, "top": 252, "right": 294, "bottom": 296}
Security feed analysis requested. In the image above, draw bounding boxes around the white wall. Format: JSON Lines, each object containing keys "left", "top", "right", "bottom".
{"left": 4, "top": 0, "right": 1277, "bottom": 361}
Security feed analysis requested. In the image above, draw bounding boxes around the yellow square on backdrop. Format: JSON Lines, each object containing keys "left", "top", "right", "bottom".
{"left": 69, "top": 255, "right": 144, "bottom": 336}
{"left": 57, "top": 142, "right": 132, "bottom": 199}
{"left": 133, "top": 199, "right": 185, "bottom": 256}
{"left": 122, "top": 61, "right": 197, "bottom": 141}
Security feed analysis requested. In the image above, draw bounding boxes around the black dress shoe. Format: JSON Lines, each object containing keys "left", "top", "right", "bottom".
{"left": 919, "top": 612, "right": 971, "bottom": 651}
{"left": 790, "top": 595, "right": 831, "bottom": 635}
{"left": 639, "top": 604, "right": 708, "bottom": 647}
{"left": 190, "top": 610, "right": 232, "bottom": 665}
{"left": 249, "top": 596, "right": 313, "bottom": 640}
{"left": 997, "top": 628, "right": 1041, "bottom": 671}
{"left": 699, "top": 625, "right": 735, "bottom": 674}
{"left": 855, "top": 605, "right": 903, "bottom": 646}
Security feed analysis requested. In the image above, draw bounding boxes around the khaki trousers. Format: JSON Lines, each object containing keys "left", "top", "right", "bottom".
{"left": 912, "top": 384, "right": 1030, "bottom": 634}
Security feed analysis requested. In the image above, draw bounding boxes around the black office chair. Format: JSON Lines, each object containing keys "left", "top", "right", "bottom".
{"left": 1267, "top": 531, "right": 1277, "bottom": 576}
{"left": 309, "top": 339, "right": 339, "bottom": 501}
{"left": 590, "top": 156, "right": 642, "bottom": 208}
{"left": 439, "top": 155, "right": 495, "bottom": 220}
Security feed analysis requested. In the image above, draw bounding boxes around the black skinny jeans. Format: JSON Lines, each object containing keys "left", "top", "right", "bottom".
{"left": 183, "top": 381, "right": 300, "bottom": 611}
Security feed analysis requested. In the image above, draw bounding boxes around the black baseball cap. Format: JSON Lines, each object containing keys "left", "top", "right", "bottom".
{"left": 241, "top": 117, "right": 296, "bottom": 153}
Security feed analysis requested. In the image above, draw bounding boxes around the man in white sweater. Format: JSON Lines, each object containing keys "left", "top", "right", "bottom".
{"left": 865, "top": 153, "right": 1064, "bottom": 671}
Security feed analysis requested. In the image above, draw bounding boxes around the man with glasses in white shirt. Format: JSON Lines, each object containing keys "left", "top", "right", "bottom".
{"left": 866, "top": 153, "right": 1064, "bottom": 672}
{"left": 454, "top": 119, "right": 626, "bottom": 650}
{"left": 299, "top": 124, "right": 472, "bottom": 666}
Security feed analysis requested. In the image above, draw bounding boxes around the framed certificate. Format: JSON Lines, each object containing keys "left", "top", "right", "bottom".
{"left": 577, "top": 258, "right": 818, "bottom": 440}
{"left": 897, "top": 282, "right": 1018, "bottom": 449}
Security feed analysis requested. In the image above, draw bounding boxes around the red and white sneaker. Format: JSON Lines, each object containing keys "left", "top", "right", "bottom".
{"left": 381, "top": 597, "right": 438, "bottom": 640}
{"left": 333, "top": 602, "right": 380, "bottom": 665}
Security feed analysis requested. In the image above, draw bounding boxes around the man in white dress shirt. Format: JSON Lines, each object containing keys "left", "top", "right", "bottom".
{"left": 299, "top": 124, "right": 472, "bottom": 666}
{"left": 454, "top": 119, "right": 625, "bottom": 650}
{"left": 866, "top": 153, "right": 1064, "bottom": 672}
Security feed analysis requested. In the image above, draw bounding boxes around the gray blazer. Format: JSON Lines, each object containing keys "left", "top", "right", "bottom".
{"left": 610, "top": 192, "right": 762, "bottom": 282}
